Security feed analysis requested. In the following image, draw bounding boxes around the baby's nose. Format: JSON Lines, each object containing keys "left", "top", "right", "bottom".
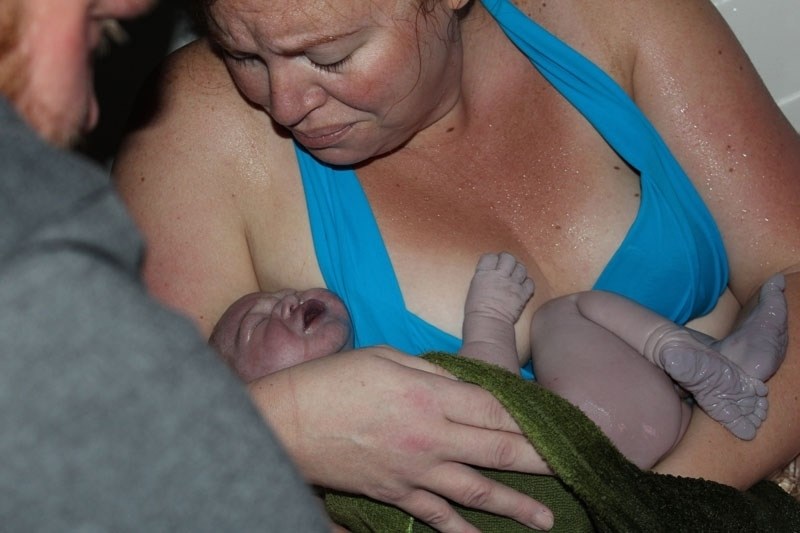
{"left": 275, "top": 293, "right": 300, "bottom": 318}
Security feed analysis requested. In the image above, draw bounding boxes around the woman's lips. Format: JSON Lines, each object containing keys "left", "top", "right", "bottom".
{"left": 293, "top": 124, "right": 352, "bottom": 149}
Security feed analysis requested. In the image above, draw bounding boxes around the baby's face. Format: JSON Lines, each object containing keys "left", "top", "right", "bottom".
{"left": 211, "top": 288, "right": 353, "bottom": 382}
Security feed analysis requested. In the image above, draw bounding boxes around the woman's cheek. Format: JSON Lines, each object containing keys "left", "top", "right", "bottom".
{"left": 229, "top": 68, "right": 271, "bottom": 108}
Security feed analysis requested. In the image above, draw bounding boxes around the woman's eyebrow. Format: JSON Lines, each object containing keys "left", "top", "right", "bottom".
{"left": 281, "top": 30, "right": 360, "bottom": 54}
{"left": 207, "top": 23, "right": 359, "bottom": 55}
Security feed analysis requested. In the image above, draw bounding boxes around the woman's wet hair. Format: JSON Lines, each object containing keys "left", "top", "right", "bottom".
{"left": 192, "top": 0, "right": 474, "bottom": 36}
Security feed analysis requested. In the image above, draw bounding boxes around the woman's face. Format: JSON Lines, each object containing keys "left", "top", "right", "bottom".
{"left": 206, "top": 0, "right": 464, "bottom": 165}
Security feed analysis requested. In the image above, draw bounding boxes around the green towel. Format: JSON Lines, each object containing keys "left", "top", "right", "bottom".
{"left": 326, "top": 352, "right": 800, "bottom": 532}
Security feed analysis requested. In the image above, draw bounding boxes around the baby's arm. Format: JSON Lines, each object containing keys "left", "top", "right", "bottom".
{"left": 459, "top": 253, "right": 534, "bottom": 373}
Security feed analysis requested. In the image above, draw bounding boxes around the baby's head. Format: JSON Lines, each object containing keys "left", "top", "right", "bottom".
{"left": 210, "top": 288, "right": 353, "bottom": 382}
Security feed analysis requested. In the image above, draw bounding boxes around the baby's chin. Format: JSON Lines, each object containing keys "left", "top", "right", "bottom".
{"left": 306, "top": 329, "right": 353, "bottom": 362}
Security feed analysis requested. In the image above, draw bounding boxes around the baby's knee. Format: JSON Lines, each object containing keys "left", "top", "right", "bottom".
{"left": 531, "top": 293, "right": 584, "bottom": 329}
{"left": 545, "top": 369, "right": 689, "bottom": 469}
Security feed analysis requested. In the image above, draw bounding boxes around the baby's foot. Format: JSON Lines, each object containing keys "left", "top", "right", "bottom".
{"left": 711, "top": 274, "right": 788, "bottom": 381}
{"left": 464, "top": 252, "right": 535, "bottom": 324}
{"left": 661, "top": 342, "right": 768, "bottom": 440}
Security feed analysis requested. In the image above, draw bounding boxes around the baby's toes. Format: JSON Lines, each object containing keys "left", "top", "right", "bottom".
{"left": 495, "top": 252, "right": 519, "bottom": 275}
{"left": 753, "top": 378, "right": 768, "bottom": 397}
{"left": 476, "top": 253, "right": 502, "bottom": 272}
{"left": 754, "top": 396, "right": 768, "bottom": 421}
{"left": 747, "top": 412, "right": 764, "bottom": 430}
{"left": 510, "top": 262, "right": 528, "bottom": 283}
{"left": 746, "top": 412, "right": 764, "bottom": 430}
{"left": 763, "top": 273, "right": 786, "bottom": 294}
{"left": 522, "top": 277, "right": 535, "bottom": 299}
{"left": 714, "top": 402, "right": 741, "bottom": 424}
{"left": 726, "top": 416, "right": 757, "bottom": 441}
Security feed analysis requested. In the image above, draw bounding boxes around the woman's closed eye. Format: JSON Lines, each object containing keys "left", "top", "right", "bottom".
{"left": 307, "top": 54, "right": 352, "bottom": 74}
{"left": 222, "top": 48, "right": 350, "bottom": 74}
{"left": 224, "top": 52, "right": 259, "bottom": 63}
{"left": 221, "top": 48, "right": 261, "bottom": 65}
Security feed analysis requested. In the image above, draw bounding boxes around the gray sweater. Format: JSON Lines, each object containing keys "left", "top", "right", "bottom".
{"left": 0, "top": 98, "right": 328, "bottom": 532}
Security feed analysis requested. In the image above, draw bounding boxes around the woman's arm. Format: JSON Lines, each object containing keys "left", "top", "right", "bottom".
{"left": 112, "top": 40, "right": 555, "bottom": 532}
{"left": 620, "top": 0, "right": 800, "bottom": 486}
{"left": 248, "top": 347, "right": 555, "bottom": 532}
{"left": 113, "top": 40, "right": 267, "bottom": 336}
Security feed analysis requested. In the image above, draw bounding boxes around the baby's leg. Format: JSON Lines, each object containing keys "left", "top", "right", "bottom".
{"left": 709, "top": 274, "right": 788, "bottom": 380}
{"left": 532, "top": 294, "right": 690, "bottom": 469}
{"left": 574, "top": 280, "right": 788, "bottom": 440}
{"left": 459, "top": 252, "right": 535, "bottom": 373}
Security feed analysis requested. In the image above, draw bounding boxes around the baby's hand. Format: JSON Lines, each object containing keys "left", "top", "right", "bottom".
{"left": 465, "top": 252, "right": 535, "bottom": 324}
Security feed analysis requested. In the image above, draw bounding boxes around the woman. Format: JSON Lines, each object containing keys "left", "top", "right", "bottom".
{"left": 113, "top": 0, "right": 800, "bottom": 530}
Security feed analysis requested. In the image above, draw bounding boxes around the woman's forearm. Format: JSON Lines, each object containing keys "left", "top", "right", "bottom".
{"left": 244, "top": 348, "right": 556, "bottom": 532}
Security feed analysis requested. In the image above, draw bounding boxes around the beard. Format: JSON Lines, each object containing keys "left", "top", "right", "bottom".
{"left": 20, "top": 101, "right": 88, "bottom": 148}
{"left": 0, "top": 3, "right": 27, "bottom": 106}
{"left": 4, "top": 72, "right": 87, "bottom": 148}
{"left": 0, "top": 4, "right": 87, "bottom": 149}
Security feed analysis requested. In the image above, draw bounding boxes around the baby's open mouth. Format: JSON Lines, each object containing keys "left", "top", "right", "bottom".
{"left": 302, "top": 299, "right": 326, "bottom": 329}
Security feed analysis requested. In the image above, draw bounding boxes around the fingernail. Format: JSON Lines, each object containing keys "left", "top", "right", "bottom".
{"left": 531, "top": 508, "right": 554, "bottom": 530}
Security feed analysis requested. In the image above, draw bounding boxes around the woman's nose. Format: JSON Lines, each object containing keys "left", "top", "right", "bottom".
{"left": 268, "top": 60, "right": 327, "bottom": 127}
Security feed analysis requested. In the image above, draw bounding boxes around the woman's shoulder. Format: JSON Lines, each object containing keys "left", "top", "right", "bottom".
{"left": 511, "top": 0, "right": 727, "bottom": 88}
{"left": 113, "top": 37, "right": 295, "bottom": 194}
{"left": 111, "top": 40, "right": 301, "bottom": 335}
{"left": 508, "top": 0, "right": 643, "bottom": 87}
{"left": 129, "top": 38, "right": 279, "bottom": 151}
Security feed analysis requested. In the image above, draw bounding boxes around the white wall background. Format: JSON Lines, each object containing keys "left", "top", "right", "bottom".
{"left": 713, "top": 0, "right": 800, "bottom": 130}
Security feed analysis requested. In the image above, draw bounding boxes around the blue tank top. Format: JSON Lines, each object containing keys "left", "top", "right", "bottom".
{"left": 295, "top": 0, "right": 729, "bottom": 378}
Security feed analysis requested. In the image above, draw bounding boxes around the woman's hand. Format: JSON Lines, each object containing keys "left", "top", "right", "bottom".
{"left": 248, "top": 347, "right": 554, "bottom": 532}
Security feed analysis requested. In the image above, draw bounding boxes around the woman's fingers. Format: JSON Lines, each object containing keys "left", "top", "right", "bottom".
{"left": 445, "top": 423, "right": 553, "bottom": 475}
{"left": 391, "top": 489, "right": 481, "bottom": 533}
{"left": 375, "top": 348, "right": 524, "bottom": 431}
{"left": 375, "top": 347, "right": 551, "bottom": 473}
{"left": 400, "top": 463, "right": 554, "bottom": 532}
{"left": 438, "top": 378, "right": 523, "bottom": 431}
{"left": 260, "top": 349, "right": 556, "bottom": 530}
{"left": 371, "top": 345, "right": 460, "bottom": 379}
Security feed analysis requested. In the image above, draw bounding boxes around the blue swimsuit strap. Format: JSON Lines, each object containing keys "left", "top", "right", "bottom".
{"left": 296, "top": 147, "right": 462, "bottom": 355}
{"left": 482, "top": 0, "right": 728, "bottom": 325}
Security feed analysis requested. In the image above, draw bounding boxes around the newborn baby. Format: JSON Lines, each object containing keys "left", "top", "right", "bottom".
{"left": 211, "top": 253, "right": 788, "bottom": 468}
{"left": 210, "top": 288, "right": 354, "bottom": 382}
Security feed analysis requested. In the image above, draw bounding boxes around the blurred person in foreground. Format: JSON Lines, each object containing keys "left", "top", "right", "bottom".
{"left": 0, "top": 1, "right": 328, "bottom": 530}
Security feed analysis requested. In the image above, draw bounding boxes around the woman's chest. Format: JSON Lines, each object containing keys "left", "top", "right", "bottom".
{"left": 354, "top": 118, "right": 643, "bottom": 339}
